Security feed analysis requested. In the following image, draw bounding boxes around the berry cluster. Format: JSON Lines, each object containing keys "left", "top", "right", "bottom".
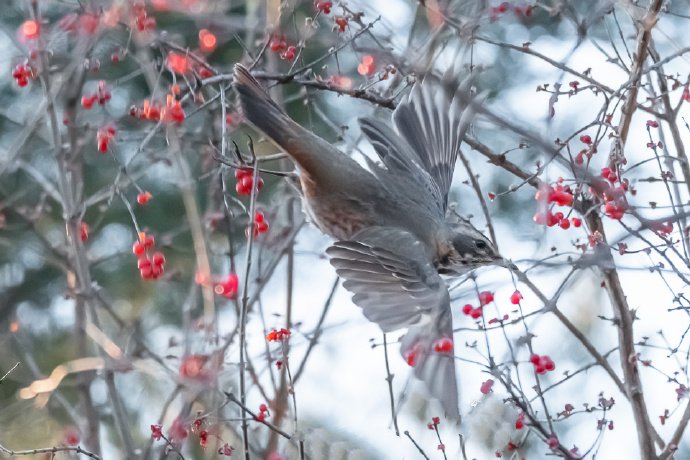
{"left": 234, "top": 168, "right": 264, "bottom": 196}
{"left": 600, "top": 167, "right": 629, "bottom": 220}
{"left": 152, "top": 418, "right": 233, "bottom": 455}
{"left": 315, "top": 1, "right": 333, "bottom": 14}
{"left": 12, "top": 61, "right": 36, "bottom": 87}
{"left": 489, "top": 2, "right": 533, "bottom": 22}
{"left": 334, "top": 16, "right": 349, "bottom": 32}
{"left": 129, "top": 99, "right": 161, "bottom": 121}
{"left": 256, "top": 403, "right": 270, "bottom": 422}
{"left": 533, "top": 180, "right": 582, "bottom": 229}
{"left": 265, "top": 328, "right": 291, "bottom": 342}
{"left": 246, "top": 211, "right": 269, "bottom": 238}
{"left": 214, "top": 273, "right": 239, "bottom": 299}
{"left": 132, "top": 2, "right": 156, "bottom": 32}
{"left": 129, "top": 95, "right": 184, "bottom": 124}
{"left": 357, "top": 55, "right": 376, "bottom": 76}
{"left": 132, "top": 233, "right": 166, "bottom": 280}
{"left": 268, "top": 34, "right": 296, "bottom": 61}
{"left": 426, "top": 416, "right": 441, "bottom": 430}
{"left": 530, "top": 353, "right": 555, "bottom": 374}
{"left": 81, "top": 80, "right": 111, "bottom": 109}
{"left": 575, "top": 130, "right": 597, "bottom": 165}
{"left": 137, "top": 191, "right": 152, "bottom": 205}
{"left": 96, "top": 125, "right": 116, "bottom": 153}
{"left": 161, "top": 94, "right": 185, "bottom": 124}
{"left": 432, "top": 337, "right": 453, "bottom": 353}
{"left": 462, "top": 291, "right": 494, "bottom": 319}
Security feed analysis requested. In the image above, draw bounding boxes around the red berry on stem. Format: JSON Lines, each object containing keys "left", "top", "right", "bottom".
{"left": 433, "top": 337, "right": 453, "bottom": 353}
{"left": 510, "top": 290, "right": 523, "bottom": 305}
{"left": 478, "top": 291, "right": 494, "bottom": 306}
{"left": 152, "top": 251, "right": 165, "bottom": 267}
{"left": 137, "top": 191, "right": 152, "bottom": 205}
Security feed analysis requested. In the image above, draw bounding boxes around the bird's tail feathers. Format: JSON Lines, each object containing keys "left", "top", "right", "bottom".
{"left": 233, "top": 64, "right": 302, "bottom": 150}
{"left": 399, "top": 309, "right": 460, "bottom": 421}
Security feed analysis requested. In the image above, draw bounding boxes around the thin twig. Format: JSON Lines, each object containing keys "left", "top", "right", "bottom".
{"left": 382, "top": 334, "right": 400, "bottom": 436}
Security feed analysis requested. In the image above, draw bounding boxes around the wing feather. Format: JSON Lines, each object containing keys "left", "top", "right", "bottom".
{"left": 326, "top": 227, "right": 460, "bottom": 419}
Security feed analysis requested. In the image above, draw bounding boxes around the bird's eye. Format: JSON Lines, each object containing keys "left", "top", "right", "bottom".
{"left": 475, "top": 239, "right": 487, "bottom": 250}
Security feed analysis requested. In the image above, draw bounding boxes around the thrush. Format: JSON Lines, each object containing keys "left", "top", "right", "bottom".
{"left": 233, "top": 64, "right": 501, "bottom": 419}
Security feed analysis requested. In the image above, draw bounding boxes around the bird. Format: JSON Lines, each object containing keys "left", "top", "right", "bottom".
{"left": 233, "top": 63, "right": 501, "bottom": 419}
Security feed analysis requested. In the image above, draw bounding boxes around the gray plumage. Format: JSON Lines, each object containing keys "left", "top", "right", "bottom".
{"left": 234, "top": 64, "right": 499, "bottom": 420}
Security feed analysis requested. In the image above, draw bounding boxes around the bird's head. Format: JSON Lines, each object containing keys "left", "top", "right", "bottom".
{"left": 435, "top": 220, "right": 501, "bottom": 276}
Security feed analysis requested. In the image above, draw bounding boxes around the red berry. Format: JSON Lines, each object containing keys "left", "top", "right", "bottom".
{"left": 571, "top": 217, "right": 582, "bottom": 227}
{"left": 215, "top": 273, "right": 239, "bottom": 299}
{"left": 152, "top": 251, "right": 165, "bottom": 267}
{"left": 462, "top": 304, "right": 473, "bottom": 315}
{"left": 530, "top": 354, "right": 541, "bottom": 365}
{"left": 470, "top": 308, "right": 483, "bottom": 319}
{"left": 579, "top": 134, "right": 592, "bottom": 144}
{"left": 510, "top": 290, "right": 523, "bottom": 305}
{"left": 269, "top": 35, "right": 287, "bottom": 53}
{"left": 137, "top": 191, "right": 152, "bottom": 205}
{"left": 281, "top": 45, "right": 296, "bottom": 61}
{"left": 259, "top": 403, "right": 268, "bottom": 412}
{"left": 63, "top": 427, "right": 80, "bottom": 446}
{"left": 133, "top": 242, "right": 145, "bottom": 256}
{"left": 143, "top": 234, "right": 155, "bottom": 248}
{"left": 478, "top": 291, "right": 494, "bottom": 306}
{"left": 150, "top": 264, "right": 162, "bottom": 279}
{"left": 433, "top": 337, "right": 453, "bottom": 353}
{"left": 81, "top": 95, "right": 97, "bottom": 109}
{"left": 559, "top": 218, "right": 570, "bottom": 229}
{"left": 150, "top": 424, "right": 163, "bottom": 440}
{"left": 335, "top": 16, "right": 348, "bottom": 32}
{"left": 138, "top": 257, "right": 151, "bottom": 270}
{"left": 79, "top": 222, "right": 89, "bottom": 242}
{"left": 404, "top": 350, "right": 416, "bottom": 366}
{"left": 140, "top": 266, "right": 152, "bottom": 279}
{"left": 315, "top": 1, "right": 333, "bottom": 14}
{"left": 235, "top": 168, "right": 251, "bottom": 179}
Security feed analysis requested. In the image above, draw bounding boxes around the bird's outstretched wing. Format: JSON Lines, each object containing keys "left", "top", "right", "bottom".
{"left": 392, "top": 73, "right": 478, "bottom": 210}
{"left": 359, "top": 118, "right": 446, "bottom": 218}
{"left": 326, "top": 227, "right": 459, "bottom": 419}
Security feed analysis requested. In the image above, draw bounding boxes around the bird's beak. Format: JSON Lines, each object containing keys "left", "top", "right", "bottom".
{"left": 496, "top": 257, "right": 518, "bottom": 271}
